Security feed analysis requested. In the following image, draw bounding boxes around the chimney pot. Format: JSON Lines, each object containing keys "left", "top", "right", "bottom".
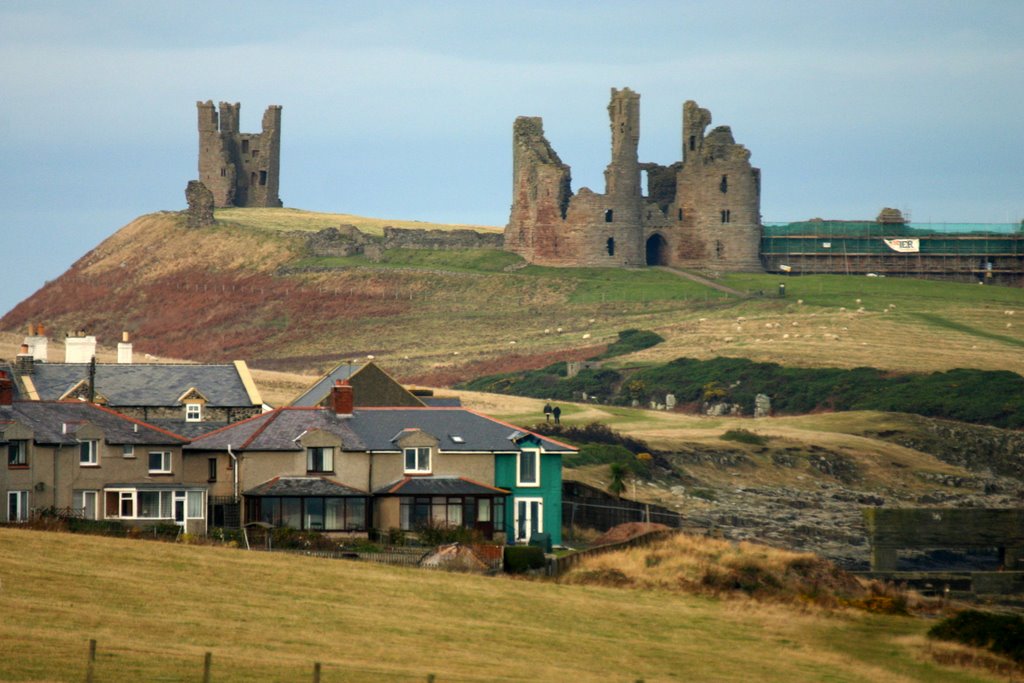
{"left": 331, "top": 379, "right": 354, "bottom": 416}
{"left": 27, "top": 323, "right": 34, "bottom": 335}
{"left": 122, "top": 331, "right": 130, "bottom": 343}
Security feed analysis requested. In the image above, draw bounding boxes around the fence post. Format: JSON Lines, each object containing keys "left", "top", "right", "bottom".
{"left": 85, "top": 639, "right": 96, "bottom": 683}
{"left": 203, "top": 652, "right": 212, "bottom": 683}
{"left": 313, "top": 662, "right": 321, "bottom": 683}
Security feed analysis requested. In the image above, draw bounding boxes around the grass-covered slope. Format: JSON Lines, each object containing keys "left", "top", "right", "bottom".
{"left": 3, "top": 207, "right": 1024, "bottom": 384}
{"left": 0, "top": 528, "right": 990, "bottom": 682}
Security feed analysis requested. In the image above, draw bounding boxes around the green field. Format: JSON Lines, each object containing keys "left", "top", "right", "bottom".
{"left": 0, "top": 528, "right": 998, "bottom": 682}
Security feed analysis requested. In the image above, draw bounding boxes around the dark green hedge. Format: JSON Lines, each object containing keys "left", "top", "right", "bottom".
{"left": 504, "top": 545, "right": 547, "bottom": 573}
{"left": 929, "top": 610, "right": 1024, "bottom": 663}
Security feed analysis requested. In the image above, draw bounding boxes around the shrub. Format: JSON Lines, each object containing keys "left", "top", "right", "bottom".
{"left": 415, "top": 521, "right": 484, "bottom": 547}
{"left": 720, "top": 429, "right": 768, "bottom": 446}
{"left": 929, "top": 610, "right": 1024, "bottom": 663}
{"left": 504, "top": 545, "right": 547, "bottom": 574}
{"left": 592, "top": 329, "right": 664, "bottom": 360}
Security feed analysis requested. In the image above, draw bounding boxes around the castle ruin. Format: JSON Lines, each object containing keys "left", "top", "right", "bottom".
{"left": 197, "top": 101, "right": 282, "bottom": 208}
{"left": 504, "top": 88, "right": 762, "bottom": 271}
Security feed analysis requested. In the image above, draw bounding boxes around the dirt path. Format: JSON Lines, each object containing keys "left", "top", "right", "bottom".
{"left": 655, "top": 266, "right": 747, "bottom": 297}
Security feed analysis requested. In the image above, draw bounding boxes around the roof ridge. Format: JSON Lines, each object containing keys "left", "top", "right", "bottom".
{"left": 241, "top": 408, "right": 285, "bottom": 449}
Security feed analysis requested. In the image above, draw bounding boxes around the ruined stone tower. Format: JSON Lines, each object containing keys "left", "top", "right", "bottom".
{"left": 197, "top": 101, "right": 282, "bottom": 208}
{"left": 504, "top": 89, "right": 762, "bottom": 271}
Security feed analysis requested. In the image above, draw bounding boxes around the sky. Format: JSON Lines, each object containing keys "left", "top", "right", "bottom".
{"left": 1, "top": 1, "right": 1023, "bottom": 315}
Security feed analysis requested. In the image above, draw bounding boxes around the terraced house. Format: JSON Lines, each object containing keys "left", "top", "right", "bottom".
{"left": 0, "top": 372, "right": 204, "bottom": 533}
{"left": 186, "top": 381, "right": 573, "bottom": 544}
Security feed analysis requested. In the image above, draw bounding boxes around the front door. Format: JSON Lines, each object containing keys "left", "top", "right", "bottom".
{"left": 173, "top": 492, "right": 186, "bottom": 526}
{"left": 514, "top": 497, "right": 543, "bottom": 543}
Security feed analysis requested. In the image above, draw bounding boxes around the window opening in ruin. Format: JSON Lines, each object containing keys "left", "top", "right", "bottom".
{"left": 642, "top": 170, "right": 649, "bottom": 197}
{"left": 678, "top": 208, "right": 684, "bottom": 221}
{"left": 241, "top": 139, "right": 249, "bottom": 154}
{"left": 720, "top": 175, "right": 728, "bottom": 193}
{"left": 645, "top": 234, "right": 668, "bottom": 266}
{"left": 250, "top": 172, "right": 257, "bottom": 186}
{"left": 716, "top": 241, "right": 723, "bottom": 258}
{"left": 252, "top": 149, "right": 259, "bottom": 158}
{"left": 259, "top": 170, "right": 268, "bottom": 186}
{"left": 689, "top": 135, "right": 696, "bottom": 151}
{"left": 604, "top": 209, "right": 613, "bottom": 223}
{"left": 721, "top": 210, "right": 731, "bottom": 224}
{"left": 607, "top": 238, "right": 615, "bottom": 256}
{"left": 220, "top": 168, "right": 226, "bottom": 177}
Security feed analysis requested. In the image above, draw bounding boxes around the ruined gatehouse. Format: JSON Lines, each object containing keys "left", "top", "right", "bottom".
{"left": 504, "top": 88, "right": 762, "bottom": 271}
{"left": 197, "top": 101, "right": 282, "bottom": 208}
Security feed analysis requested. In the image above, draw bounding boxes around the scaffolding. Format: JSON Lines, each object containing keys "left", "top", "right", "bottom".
{"left": 761, "top": 221, "right": 1024, "bottom": 281}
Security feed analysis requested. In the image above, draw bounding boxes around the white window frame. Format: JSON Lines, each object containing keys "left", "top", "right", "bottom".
{"left": 306, "top": 446, "right": 334, "bottom": 473}
{"left": 148, "top": 451, "right": 172, "bottom": 474}
{"left": 185, "top": 403, "right": 202, "bottom": 422}
{"left": 7, "top": 490, "right": 29, "bottom": 522}
{"left": 516, "top": 449, "right": 540, "bottom": 487}
{"left": 73, "top": 490, "right": 99, "bottom": 520}
{"left": 513, "top": 496, "right": 544, "bottom": 543}
{"left": 79, "top": 440, "right": 98, "bottom": 466}
{"left": 122, "top": 444, "right": 135, "bottom": 458}
{"left": 403, "top": 447, "right": 431, "bottom": 474}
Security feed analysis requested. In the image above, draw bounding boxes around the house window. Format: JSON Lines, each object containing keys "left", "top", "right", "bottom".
{"left": 185, "top": 403, "right": 202, "bottom": 422}
{"left": 7, "top": 490, "right": 29, "bottom": 522}
{"left": 7, "top": 440, "right": 27, "bottom": 467}
{"left": 187, "top": 491, "right": 204, "bottom": 519}
{"left": 148, "top": 451, "right": 172, "bottom": 474}
{"left": 404, "top": 447, "right": 431, "bottom": 474}
{"left": 249, "top": 496, "right": 366, "bottom": 531}
{"left": 517, "top": 449, "right": 540, "bottom": 487}
{"left": 398, "top": 495, "right": 503, "bottom": 531}
{"left": 72, "top": 490, "right": 98, "bottom": 520}
{"left": 306, "top": 447, "right": 334, "bottom": 473}
{"left": 79, "top": 440, "right": 98, "bottom": 466}
{"left": 122, "top": 445, "right": 135, "bottom": 458}
{"left": 208, "top": 457, "right": 217, "bottom": 482}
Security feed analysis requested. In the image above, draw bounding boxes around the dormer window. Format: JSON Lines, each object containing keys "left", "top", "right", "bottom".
{"left": 185, "top": 403, "right": 202, "bottom": 422}
{"left": 306, "top": 447, "right": 334, "bottom": 473}
{"left": 79, "top": 440, "right": 98, "bottom": 466}
{"left": 404, "top": 447, "right": 431, "bottom": 474}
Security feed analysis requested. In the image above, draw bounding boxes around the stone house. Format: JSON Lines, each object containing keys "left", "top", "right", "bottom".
{"left": 0, "top": 372, "right": 205, "bottom": 534}
{"left": 186, "top": 381, "right": 573, "bottom": 544}
{"left": 9, "top": 331, "right": 264, "bottom": 438}
{"left": 289, "top": 361, "right": 431, "bottom": 408}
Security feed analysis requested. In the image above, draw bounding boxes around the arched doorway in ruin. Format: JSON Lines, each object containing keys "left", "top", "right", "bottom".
{"left": 646, "top": 233, "right": 668, "bottom": 266}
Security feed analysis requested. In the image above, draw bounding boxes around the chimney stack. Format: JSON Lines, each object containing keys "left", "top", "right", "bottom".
{"left": 64, "top": 331, "right": 98, "bottom": 364}
{"left": 23, "top": 323, "right": 48, "bottom": 362}
{"left": 0, "top": 370, "right": 13, "bottom": 405}
{"left": 117, "top": 331, "right": 133, "bottom": 364}
{"left": 331, "top": 379, "right": 354, "bottom": 416}
{"left": 16, "top": 344, "right": 34, "bottom": 375}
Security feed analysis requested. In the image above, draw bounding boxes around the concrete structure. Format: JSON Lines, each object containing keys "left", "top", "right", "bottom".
{"left": 864, "top": 507, "right": 1024, "bottom": 571}
{"left": 197, "top": 101, "right": 282, "bottom": 208}
{"left": 505, "top": 88, "right": 762, "bottom": 272}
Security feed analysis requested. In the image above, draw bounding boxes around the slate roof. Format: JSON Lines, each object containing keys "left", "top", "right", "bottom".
{"left": 185, "top": 408, "right": 367, "bottom": 452}
{"left": 148, "top": 420, "right": 230, "bottom": 439}
{"left": 373, "top": 476, "right": 509, "bottom": 497}
{"left": 289, "top": 363, "right": 363, "bottom": 407}
{"left": 0, "top": 401, "right": 187, "bottom": 446}
{"left": 420, "top": 396, "right": 463, "bottom": 407}
{"left": 24, "top": 363, "right": 258, "bottom": 407}
{"left": 185, "top": 406, "right": 575, "bottom": 454}
{"left": 245, "top": 476, "right": 368, "bottom": 497}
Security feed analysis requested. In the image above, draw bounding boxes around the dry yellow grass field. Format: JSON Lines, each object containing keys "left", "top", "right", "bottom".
{"left": 215, "top": 206, "right": 501, "bottom": 235}
{"left": 0, "top": 528, "right": 1000, "bottom": 682}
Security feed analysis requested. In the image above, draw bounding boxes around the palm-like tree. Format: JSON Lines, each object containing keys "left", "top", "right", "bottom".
{"left": 608, "top": 462, "right": 628, "bottom": 500}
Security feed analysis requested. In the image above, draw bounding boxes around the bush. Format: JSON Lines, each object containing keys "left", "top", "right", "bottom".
{"left": 66, "top": 517, "right": 126, "bottom": 537}
{"left": 720, "top": 429, "right": 768, "bottom": 446}
{"left": 592, "top": 329, "right": 664, "bottom": 360}
{"left": 415, "top": 520, "right": 484, "bottom": 547}
{"left": 504, "top": 545, "right": 547, "bottom": 574}
{"left": 532, "top": 421, "right": 651, "bottom": 454}
{"left": 929, "top": 610, "right": 1024, "bottom": 663}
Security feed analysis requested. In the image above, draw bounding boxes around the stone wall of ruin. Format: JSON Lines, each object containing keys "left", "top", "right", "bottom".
{"left": 504, "top": 89, "right": 763, "bottom": 273}
{"left": 197, "top": 101, "right": 282, "bottom": 208}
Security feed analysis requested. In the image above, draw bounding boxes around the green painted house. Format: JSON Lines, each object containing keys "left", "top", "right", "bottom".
{"left": 495, "top": 434, "right": 564, "bottom": 546}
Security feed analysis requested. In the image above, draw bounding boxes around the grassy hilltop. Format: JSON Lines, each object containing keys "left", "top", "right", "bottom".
{"left": 3, "top": 207, "right": 1023, "bottom": 385}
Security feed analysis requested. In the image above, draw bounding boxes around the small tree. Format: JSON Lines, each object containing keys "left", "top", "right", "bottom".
{"left": 608, "top": 462, "right": 629, "bottom": 500}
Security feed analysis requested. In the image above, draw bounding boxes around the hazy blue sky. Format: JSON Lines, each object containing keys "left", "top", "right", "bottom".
{"left": 2, "top": 1, "right": 1022, "bottom": 314}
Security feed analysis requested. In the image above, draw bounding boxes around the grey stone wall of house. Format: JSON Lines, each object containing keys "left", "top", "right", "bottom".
{"left": 116, "top": 405, "right": 261, "bottom": 425}
{"left": 197, "top": 101, "right": 282, "bottom": 208}
{"left": 504, "top": 88, "right": 762, "bottom": 273}
{"left": 184, "top": 180, "right": 215, "bottom": 228}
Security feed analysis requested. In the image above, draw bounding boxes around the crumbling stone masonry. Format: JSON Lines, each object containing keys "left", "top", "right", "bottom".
{"left": 184, "top": 180, "right": 215, "bottom": 228}
{"left": 197, "top": 101, "right": 282, "bottom": 208}
{"left": 505, "top": 88, "right": 762, "bottom": 271}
